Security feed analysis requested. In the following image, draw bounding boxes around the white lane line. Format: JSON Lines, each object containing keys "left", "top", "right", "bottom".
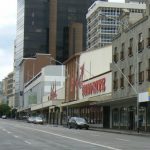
{"left": 116, "top": 138, "right": 129, "bottom": 142}
{"left": 14, "top": 135, "right": 19, "bottom": 138}
{"left": 24, "top": 140, "right": 31, "bottom": 145}
{"left": 13, "top": 125, "right": 122, "bottom": 150}
{"left": 7, "top": 131, "right": 12, "bottom": 134}
{"left": 2, "top": 129, "right": 6, "bottom": 131}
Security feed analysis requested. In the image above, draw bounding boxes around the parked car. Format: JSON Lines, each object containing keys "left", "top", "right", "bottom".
{"left": 68, "top": 117, "right": 89, "bottom": 129}
{"left": 33, "top": 117, "right": 44, "bottom": 124}
{"left": 2, "top": 115, "right": 7, "bottom": 119}
{"left": 27, "top": 116, "right": 35, "bottom": 123}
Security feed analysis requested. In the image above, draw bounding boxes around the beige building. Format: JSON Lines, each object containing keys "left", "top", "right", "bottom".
{"left": 111, "top": 1, "right": 150, "bottom": 131}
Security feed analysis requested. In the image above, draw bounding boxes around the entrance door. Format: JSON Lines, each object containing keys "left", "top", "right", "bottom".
{"left": 103, "top": 106, "right": 110, "bottom": 128}
{"left": 129, "top": 111, "right": 134, "bottom": 130}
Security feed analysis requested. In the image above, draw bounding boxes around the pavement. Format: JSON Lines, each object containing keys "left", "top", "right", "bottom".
{"left": 89, "top": 127, "right": 150, "bottom": 137}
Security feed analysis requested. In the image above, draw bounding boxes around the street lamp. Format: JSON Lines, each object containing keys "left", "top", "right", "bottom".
{"left": 100, "top": 13, "right": 139, "bottom": 132}
{"left": 49, "top": 57, "right": 69, "bottom": 124}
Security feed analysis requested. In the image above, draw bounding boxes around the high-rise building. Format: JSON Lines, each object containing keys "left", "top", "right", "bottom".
{"left": 14, "top": 0, "right": 108, "bottom": 108}
{"left": 86, "top": 1, "right": 146, "bottom": 50}
{"left": 125, "top": 0, "right": 146, "bottom": 3}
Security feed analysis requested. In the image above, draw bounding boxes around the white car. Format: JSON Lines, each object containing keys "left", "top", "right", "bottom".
{"left": 2, "top": 115, "right": 7, "bottom": 119}
{"left": 33, "top": 117, "right": 44, "bottom": 124}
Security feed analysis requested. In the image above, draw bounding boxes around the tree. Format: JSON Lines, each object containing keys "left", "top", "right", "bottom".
{"left": 0, "top": 104, "right": 11, "bottom": 117}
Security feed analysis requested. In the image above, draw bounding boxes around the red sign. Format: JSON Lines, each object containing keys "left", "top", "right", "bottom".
{"left": 50, "top": 81, "right": 57, "bottom": 100}
{"left": 82, "top": 78, "right": 106, "bottom": 97}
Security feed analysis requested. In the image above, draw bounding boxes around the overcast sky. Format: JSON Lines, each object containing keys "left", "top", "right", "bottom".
{"left": 0, "top": 0, "right": 125, "bottom": 81}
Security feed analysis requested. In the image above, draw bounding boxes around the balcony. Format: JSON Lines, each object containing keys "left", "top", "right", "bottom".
{"left": 147, "top": 37, "right": 150, "bottom": 48}
{"left": 138, "top": 41, "right": 144, "bottom": 53}
{"left": 147, "top": 69, "right": 150, "bottom": 81}
{"left": 120, "top": 51, "right": 124, "bottom": 60}
{"left": 113, "top": 79, "right": 118, "bottom": 91}
{"left": 128, "top": 47, "right": 133, "bottom": 57}
{"left": 139, "top": 71, "right": 144, "bottom": 84}
{"left": 128, "top": 74, "right": 134, "bottom": 86}
{"left": 113, "top": 53, "right": 119, "bottom": 63}
{"left": 120, "top": 77, "right": 124, "bottom": 89}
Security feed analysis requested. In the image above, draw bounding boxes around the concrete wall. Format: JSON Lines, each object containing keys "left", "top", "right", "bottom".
{"left": 111, "top": 13, "right": 150, "bottom": 99}
{"left": 79, "top": 45, "right": 112, "bottom": 80}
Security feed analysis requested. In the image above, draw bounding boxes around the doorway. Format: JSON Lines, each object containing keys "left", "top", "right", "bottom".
{"left": 103, "top": 106, "right": 110, "bottom": 128}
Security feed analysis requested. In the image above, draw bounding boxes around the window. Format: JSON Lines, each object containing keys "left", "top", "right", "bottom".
{"left": 138, "top": 33, "right": 144, "bottom": 52}
{"left": 128, "top": 65, "right": 134, "bottom": 85}
{"left": 113, "top": 47, "right": 118, "bottom": 63}
{"left": 147, "top": 28, "right": 150, "bottom": 47}
{"left": 128, "top": 38, "right": 133, "bottom": 56}
{"left": 147, "top": 59, "right": 150, "bottom": 81}
{"left": 120, "top": 69, "right": 124, "bottom": 88}
{"left": 139, "top": 62, "right": 144, "bottom": 84}
{"left": 120, "top": 43, "right": 125, "bottom": 60}
{"left": 113, "top": 71, "right": 118, "bottom": 91}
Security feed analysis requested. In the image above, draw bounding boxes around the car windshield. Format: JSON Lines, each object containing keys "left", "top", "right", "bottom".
{"left": 36, "top": 117, "right": 42, "bottom": 120}
{"left": 75, "top": 118, "right": 86, "bottom": 123}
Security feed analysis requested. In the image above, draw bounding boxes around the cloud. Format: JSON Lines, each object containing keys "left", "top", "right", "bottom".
{"left": 0, "top": 0, "right": 17, "bottom": 28}
{"left": 0, "top": 48, "right": 14, "bottom": 80}
{"left": 0, "top": 0, "right": 16, "bottom": 81}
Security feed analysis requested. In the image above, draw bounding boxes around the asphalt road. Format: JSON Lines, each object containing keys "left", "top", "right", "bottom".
{"left": 0, "top": 119, "right": 150, "bottom": 150}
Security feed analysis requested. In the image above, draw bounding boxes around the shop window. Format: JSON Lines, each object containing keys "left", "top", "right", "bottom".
{"left": 120, "top": 107, "right": 128, "bottom": 128}
{"left": 112, "top": 108, "right": 119, "bottom": 127}
{"left": 147, "top": 104, "right": 150, "bottom": 125}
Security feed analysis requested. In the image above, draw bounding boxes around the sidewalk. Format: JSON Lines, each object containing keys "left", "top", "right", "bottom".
{"left": 89, "top": 125, "right": 150, "bottom": 137}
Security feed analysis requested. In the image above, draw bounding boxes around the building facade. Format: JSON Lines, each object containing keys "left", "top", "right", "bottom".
{"left": 14, "top": 0, "right": 107, "bottom": 109}
{"left": 7, "top": 72, "right": 15, "bottom": 108}
{"left": 111, "top": 1, "right": 150, "bottom": 131}
{"left": 62, "top": 45, "right": 112, "bottom": 127}
{"left": 86, "top": 1, "right": 146, "bottom": 50}
{"left": 18, "top": 65, "right": 65, "bottom": 121}
{"left": 125, "top": 0, "right": 146, "bottom": 3}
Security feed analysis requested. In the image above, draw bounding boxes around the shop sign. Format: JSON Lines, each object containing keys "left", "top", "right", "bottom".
{"left": 49, "top": 81, "right": 57, "bottom": 100}
{"left": 138, "top": 92, "right": 149, "bottom": 102}
{"left": 82, "top": 78, "right": 105, "bottom": 97}
{"left": 79, "top": 72, "right": 111, "bottom": 98}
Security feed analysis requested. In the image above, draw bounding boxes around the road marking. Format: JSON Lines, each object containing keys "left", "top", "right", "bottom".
{"left": 2, "top": 129, "right": 6, "bottom": 131}
{"left": 24, "top": 140, "right": 31, "bottom": 145}
{"left": 13, "top": 125, "right": 122, "bottom": 150}
{"left": 116, "top": 138, "right": 129, "bottom": 142}
{"left": 91, "top": 134, "right": 101, "bottom": 137}
{"left": 14, "top": 135, "right": 19, "bottom": 138}
{"left": 7, "top": 131, "right": 12, "bottom": 134}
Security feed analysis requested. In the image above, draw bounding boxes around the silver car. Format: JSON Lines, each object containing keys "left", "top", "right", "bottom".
{"left": 33, "top": 117, "right": 44, "bottom": 124}
{"left": 27, "top": 116, "right": 35, "bottom": 123}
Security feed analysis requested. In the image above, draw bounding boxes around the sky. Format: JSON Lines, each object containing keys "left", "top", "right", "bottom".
{"left": 0, "top": 0, "right": 124, "bottom": 81}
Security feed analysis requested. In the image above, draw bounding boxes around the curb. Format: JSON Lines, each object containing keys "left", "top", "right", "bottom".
{"left": 89, "top": 127, "right": 150, "bottom": 137}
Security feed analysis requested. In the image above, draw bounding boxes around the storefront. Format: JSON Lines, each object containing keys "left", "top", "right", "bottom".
{"left": 111, "top": 93, "right": 150, "bottom": 132}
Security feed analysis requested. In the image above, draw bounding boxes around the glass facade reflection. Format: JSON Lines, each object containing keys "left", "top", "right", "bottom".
{"left": 56, "top": 0, "right": 107, "bottom": 62}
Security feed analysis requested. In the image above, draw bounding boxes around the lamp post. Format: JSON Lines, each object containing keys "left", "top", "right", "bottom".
{"left": 49, "top": 57, "right": 69, "bottom": 124}
{"left": 99, "top": 13, "right": 139, "bottom": 132}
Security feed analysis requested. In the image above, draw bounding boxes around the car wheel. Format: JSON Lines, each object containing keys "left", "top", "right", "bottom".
{"left": 68, "top": 124, "right": 71, "bottom": 129}
{"left": 86, "top": 127, "right": 89, "bottom": 130}
{"left": 75, "top": 125, "right": 78, "bottom": 129}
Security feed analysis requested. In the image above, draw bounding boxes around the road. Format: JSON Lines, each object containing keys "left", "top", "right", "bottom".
{"left": 0, "top": 119, "right": 150, "bottom": 150}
